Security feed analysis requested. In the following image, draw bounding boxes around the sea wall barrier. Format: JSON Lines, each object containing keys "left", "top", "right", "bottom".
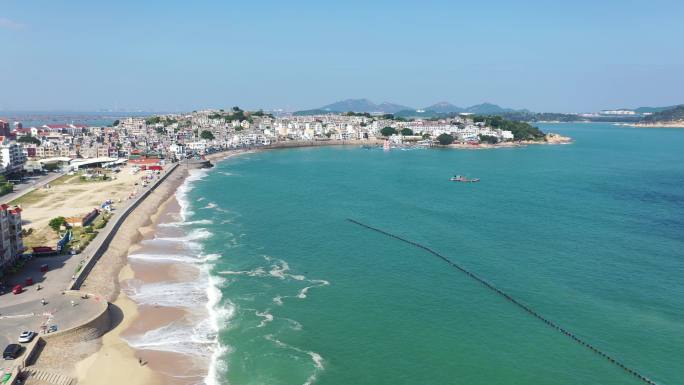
{"left": 263, "top": 139, "right": 384, "bottom": 150}
{"left": 346, "top": 218, "right": 658, "bottom": 385}
{"left": 68, "top": 163, "right": 180, "bottom": 290}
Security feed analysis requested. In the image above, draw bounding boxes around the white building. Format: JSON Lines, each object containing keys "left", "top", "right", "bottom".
{"left": 0, "top": 137, "right": 27, "bottom": 174}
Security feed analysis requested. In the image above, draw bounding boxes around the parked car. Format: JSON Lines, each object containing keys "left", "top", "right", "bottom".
{"left": 18, "top": 331, "right": 36, "bottom": 343}
{"left": 3, "top": 344, "right": 22, "bottom": 359}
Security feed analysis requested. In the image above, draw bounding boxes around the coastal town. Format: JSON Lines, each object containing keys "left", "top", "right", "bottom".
{"left": 0, "top": 109, "right": 565, "bottom": 385}
{"left": 1, "top": 109, "right": 567, "bottom": 173}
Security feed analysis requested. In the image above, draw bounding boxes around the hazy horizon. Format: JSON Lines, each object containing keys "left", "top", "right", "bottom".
{"left": 1, "top": 0, "right": 683, "bottom": 113}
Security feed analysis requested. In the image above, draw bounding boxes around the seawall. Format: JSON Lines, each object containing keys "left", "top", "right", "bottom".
{"left": 69, "top": 163, "right": 180, "bottom": 291}
{"left": 264, "top": 139, "right": 383, "bottom": 149}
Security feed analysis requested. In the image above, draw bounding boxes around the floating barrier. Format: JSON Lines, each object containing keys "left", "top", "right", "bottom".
{"left": 347, "top": 218, "right": 658, "bottom": 385}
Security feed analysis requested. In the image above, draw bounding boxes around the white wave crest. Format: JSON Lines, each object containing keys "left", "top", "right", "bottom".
{"left": 128, "top": 252, "right": 202, "bottom": 265}
{"left": 152, "top": 228, "right": 213, "bottom": 243}
{"left": 176, "top": 168, "right": 210, "bottom": 221}
{"left": 159, "top": 219, "right": 214, "bottom": 227}
{"left": 126, "top": 280, "right": 206, "bottom": 308}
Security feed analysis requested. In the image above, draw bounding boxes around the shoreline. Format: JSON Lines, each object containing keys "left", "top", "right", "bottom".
{"left": 75, "top": 149, "right": 249, "bottom": 385}
{"left": 629, "top": 121, "right": 684, "bottom": 128}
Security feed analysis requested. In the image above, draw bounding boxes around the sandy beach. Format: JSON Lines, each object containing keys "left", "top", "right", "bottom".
{"left": 67, "top": 150, "right": 250, "bottom": 385}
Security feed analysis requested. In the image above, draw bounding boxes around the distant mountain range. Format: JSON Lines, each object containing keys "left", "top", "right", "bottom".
{"left": 294, "top": 98, "right": 527, "bottom": 116}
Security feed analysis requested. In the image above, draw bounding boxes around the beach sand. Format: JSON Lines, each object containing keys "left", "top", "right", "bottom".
{"left": 72, "top": 150, "right": 250, "bottom": 385}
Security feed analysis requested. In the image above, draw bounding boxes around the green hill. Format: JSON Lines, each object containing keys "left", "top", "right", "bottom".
{"left": 642, "top": 105, "right": 684, "bottom": 122}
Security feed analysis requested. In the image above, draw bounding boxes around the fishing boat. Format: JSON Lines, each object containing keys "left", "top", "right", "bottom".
{"left": 450, "top": 175, "right": 480, "bottom": 183}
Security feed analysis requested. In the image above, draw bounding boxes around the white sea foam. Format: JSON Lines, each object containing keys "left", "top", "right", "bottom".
{"left": 205, "top": 266, "right": 233, "bottom": 385}
{"left": 128, "top": 252, "right": 218, "bottom": 265}
{"left": 127, "top": 165, "right": 234, "bottom": 385}
{"left": 297, "top": 280, "right": 330, "bottom": 299}
{"left": 126, "top": 280, "right": 206, "bottom": 308}
{"left": 219, "top": 267, "right": 267, "bottom": 277}
{"left": 176, "top": 168, "right": 209, "bottom": 221}
{"left": 151, "top": 228, "right": 213, "bottom": 243}
{"left": 255, "top": 310, "right": 274, "bottom": 328}
{"left": 265, "top": 334, "right": 325, "bottom": 385}
{"left": 159, "top": 219, "right": 214, "bottom": 227}
{"left": 125, "top": 317, "right": 216, "bottom": 356}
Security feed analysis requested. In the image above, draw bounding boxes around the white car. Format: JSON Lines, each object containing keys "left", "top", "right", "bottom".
{"left": 18, "top": 331, "right": 36, "bottom": 343}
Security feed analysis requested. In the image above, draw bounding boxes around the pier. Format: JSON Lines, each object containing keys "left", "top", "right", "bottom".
{"left": 347, "top": 218, "right": 658, "bottom": 385}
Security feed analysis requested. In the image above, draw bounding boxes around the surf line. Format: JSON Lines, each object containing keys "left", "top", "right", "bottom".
{"left": 346, "top": 218, "right": 658, "bottom": 385}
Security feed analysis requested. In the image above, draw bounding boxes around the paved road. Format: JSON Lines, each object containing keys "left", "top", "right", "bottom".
{"left": 1, "top": 171, "right": 65, "bottom": 204}
{"left": 0, "top": 293, "right": 103, "bottom": 370}
{"left": 0, "top": 253, "right": 85, "bottom": 307}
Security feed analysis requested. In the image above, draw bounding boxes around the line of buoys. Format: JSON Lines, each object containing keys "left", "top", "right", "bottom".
{"left": 346, "top": 218, "right": 658, "bottom": 385}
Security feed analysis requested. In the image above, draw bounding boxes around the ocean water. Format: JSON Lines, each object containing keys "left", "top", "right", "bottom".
{"left": 179, "top": 123, "right": 684, "bottom": 385}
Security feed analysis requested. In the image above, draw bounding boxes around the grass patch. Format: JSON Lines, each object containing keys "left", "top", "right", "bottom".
{"left": 10, "top": 190, "right": 49, "bottom": 206}
{"left": 23, "top": 229, "right": 50, "bottom": 249}
{"left": 45, "top": 175, "right": 76, "bottom": 186}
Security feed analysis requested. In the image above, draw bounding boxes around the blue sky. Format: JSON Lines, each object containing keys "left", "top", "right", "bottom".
{"left": 1, "top": 0, "right": 682, "bottom": 112}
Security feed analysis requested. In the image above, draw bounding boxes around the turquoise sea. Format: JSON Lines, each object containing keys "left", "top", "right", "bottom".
{"left": 182, "top": 123, "right": 684, "bottom": 385}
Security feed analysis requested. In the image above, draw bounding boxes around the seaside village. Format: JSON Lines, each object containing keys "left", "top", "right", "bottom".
{"left": 0, "top": 110, "right": 517, "bottom": 268}
{"left": 0, "top": 110, "right": 517, "bottom": 279}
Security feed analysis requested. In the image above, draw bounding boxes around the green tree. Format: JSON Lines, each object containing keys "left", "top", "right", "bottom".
{"left": 437, "top": 133, "right": 454, "bottom": 145}
{"left": 49, "top": 217, "right": 66, "bottom": 232}
{"left": 400, "top": 128, "right": 413, "bottom": 136}
{"left": 479, "top": 134, "right": 499, "bottom": 144}
{"left": 380, "top": 126, "right": 397, "bottom": 137}
{"left": 200, "top": 130, "right": 215, "bottom": 140}
{"left": 0, "top": 175, "right": 13, "bottom": 195}
{"left": 155, "top": 127, "right": 165, "bottom": 134}
{"left": 112, "top": 119, "right": 120, "bottom": 127}
{"left": 145, "top": 116, "right": 162, "bottom": 125}
{"left": 18, "top": 135, "right": 41, "bottom": 145}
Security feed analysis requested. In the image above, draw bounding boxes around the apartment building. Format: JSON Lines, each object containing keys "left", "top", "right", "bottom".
{"left": 0, "top": 136, "right": 28, "bottom": 175}
{"left": 0, "top": 204, "right": 24, "bottom": 270}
